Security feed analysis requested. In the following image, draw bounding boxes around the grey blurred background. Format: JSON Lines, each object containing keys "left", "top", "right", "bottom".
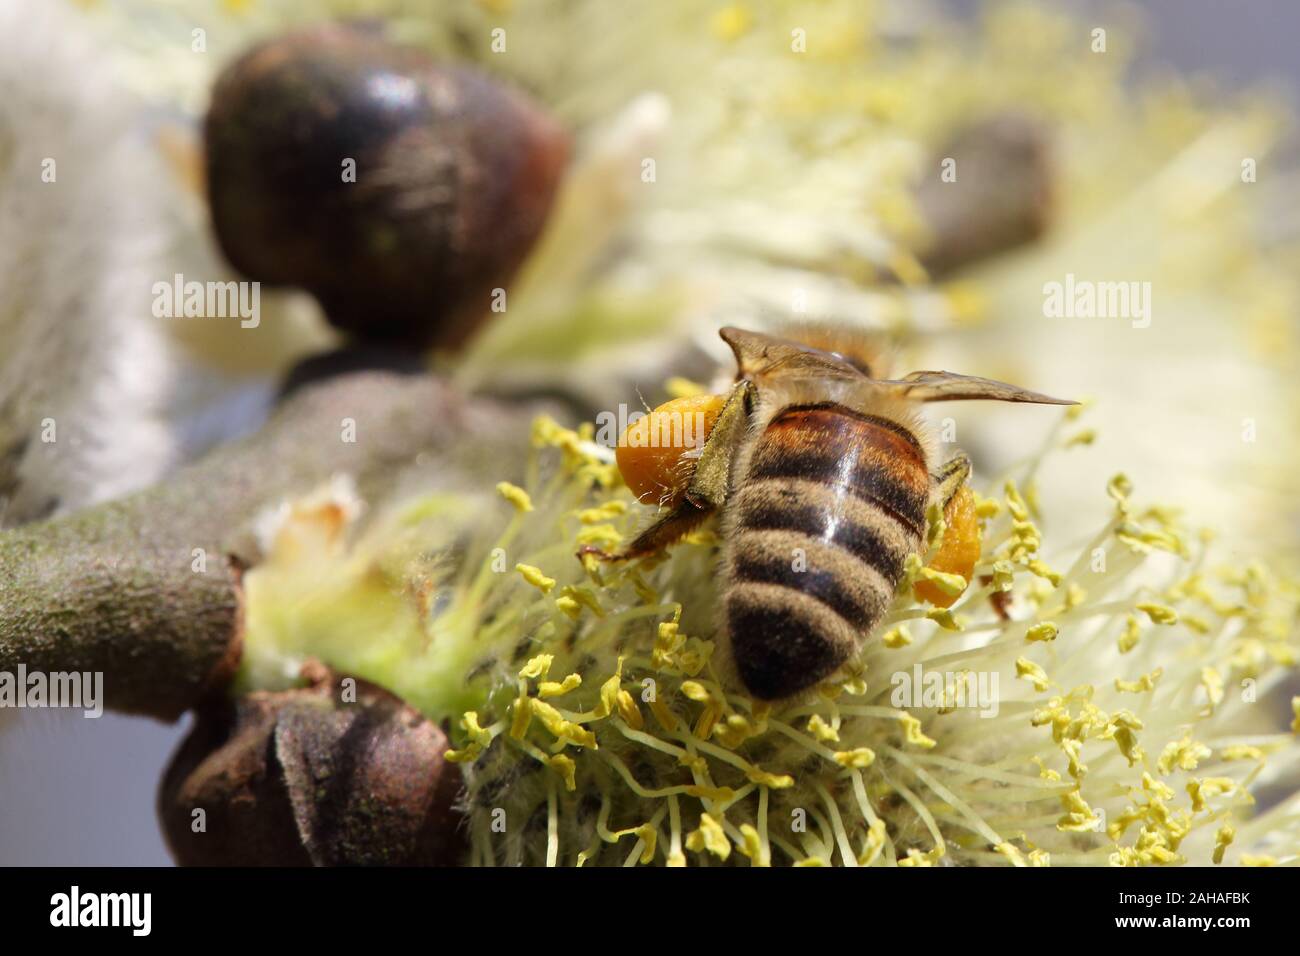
{"left": 1, "top": 0, "right": 1298, "bottom": 866}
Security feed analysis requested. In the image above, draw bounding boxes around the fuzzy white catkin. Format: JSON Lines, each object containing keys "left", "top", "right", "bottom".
{"left": 0, "top": 0, "right": 176, "bottom": 525}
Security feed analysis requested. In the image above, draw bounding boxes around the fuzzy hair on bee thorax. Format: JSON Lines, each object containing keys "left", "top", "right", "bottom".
{"left": 763, "top": 320, "right": 897, "bottom": 380}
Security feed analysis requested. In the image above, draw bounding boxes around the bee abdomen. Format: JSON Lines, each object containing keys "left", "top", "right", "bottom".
{"left": 725, "top": 528, "right": 894, "bottom": 698}
{"left": 745, "top": 402, "right": 929, "bottom": 537}
{"left": 726, "top": 584, "right": 859, "bottom": 700}
{"left": 733, "top": 479, "right": 916, "bottom": 583}
{"left": 724, "top": 403, "right": 930, "bottom": 699}
{"left": 729, "top": 528, "right": 890, "bottom": 628}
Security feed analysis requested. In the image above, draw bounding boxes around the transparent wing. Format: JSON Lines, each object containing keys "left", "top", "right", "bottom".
{"left": 878, "top": 370, "right": 1076, "bottom": 405}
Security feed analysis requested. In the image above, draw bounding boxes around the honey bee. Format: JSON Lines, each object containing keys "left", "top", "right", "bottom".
{"left": 593, "top": 325, "right": 1075, "bottom": 700}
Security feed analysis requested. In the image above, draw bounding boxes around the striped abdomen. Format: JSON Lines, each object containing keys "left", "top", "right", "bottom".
{"left": 724, "top": 402, "right": 930, "bottom": 699}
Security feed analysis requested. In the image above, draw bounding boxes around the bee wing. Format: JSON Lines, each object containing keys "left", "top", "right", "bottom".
{"left": 719, "top": 326, "right": 864, "bottom": 381}
{"left": 879, "top": 370, "right": 1076, "bottom": 405}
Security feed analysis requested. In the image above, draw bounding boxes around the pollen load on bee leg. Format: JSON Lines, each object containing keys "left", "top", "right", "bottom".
{"left": 615, "top": 393, "right": 725, "bottom": 505}
{"left": 723, "top": 402, "right": 930, "bottom": 699}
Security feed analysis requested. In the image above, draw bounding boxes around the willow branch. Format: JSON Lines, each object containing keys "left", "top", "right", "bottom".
{"left": 0, "top": 357, "right": 540, "bottom": 721}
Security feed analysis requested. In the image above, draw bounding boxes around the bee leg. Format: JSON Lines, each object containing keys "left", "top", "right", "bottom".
{"left": 580, "top": 380, "right": 756, "bottom": 563}
{"left": 681, "top": 378, "right": 755, "bottom": 511}
{"left": 578, "top": 498, "right": 715, "bottom": 562}
{"left": 932, "top": 452, "right": 972, "bottom": 510}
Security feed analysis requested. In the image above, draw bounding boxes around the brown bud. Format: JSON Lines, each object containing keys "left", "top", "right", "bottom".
{"left": 914, "top": 113, "right": 1053, "bottom": 277}
{"left": 205, "top": 23, "right": 569, "bottom": 349}
{"left": 159, "top": 662, "right": 465, "bottom": 865}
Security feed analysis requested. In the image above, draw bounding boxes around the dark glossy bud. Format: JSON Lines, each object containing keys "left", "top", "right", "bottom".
{"left": 205, "top": 23, "right": 569, "bottom": 349}
{"left": 159, "top": 662, "right": 465, "bottom": 866}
